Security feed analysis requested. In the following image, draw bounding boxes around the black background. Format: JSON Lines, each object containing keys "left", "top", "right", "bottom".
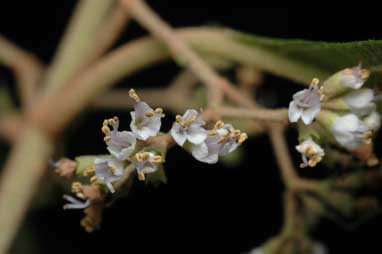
{"left": 1, "top": 2, "right": 382, "bottom": 253}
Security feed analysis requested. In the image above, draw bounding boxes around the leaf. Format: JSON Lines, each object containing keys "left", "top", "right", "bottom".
{"left": 232, "top": 31, "right": 382, "bottom": 85}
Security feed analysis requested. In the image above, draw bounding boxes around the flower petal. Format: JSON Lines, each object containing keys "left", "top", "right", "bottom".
{"left": 301, "top": 103, "right": 320, "bottom": 124}
{"left": 288, "top": 101, "right": 303, "bottom": 123}
{"left": 187, "top": 125, "right": 207, "bottom": 145}
{"left": 170, "top": 123, "right": 187, "bottom": 146}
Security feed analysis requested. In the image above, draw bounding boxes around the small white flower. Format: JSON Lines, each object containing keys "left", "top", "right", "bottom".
{"left": 170, "top": 109, "right": 207, "bottom": 146}
{"left": 296, "top": 137, "right": 324, "bottom": 168}
{"left": 130, "top": 101, "right": 164, "bottom": 140}
{"left": 102, "top": 117, "right": 136, "bottom": 161}
{"left": 288, "top": 78, "right": 322, "bottom": 125}
{"left": 94, "top": 157, "right": 124, "bottom": 193}
{"left": 344, "top": 88, "right": 375, "bottom": 116}
{"left": 340, "top": 65, "right": 369, "bottom": 89}
{"left": 331, "top": 114, "right": 372, "bottom": 150}
{"left": 132, "top": 151, "right": 162, "bottom": 180}
{"left": 62, "top": 194, "right": 91, "bottom": 210}
{"left": 363, "top": 111, "right": 381, "bottom": 131}
{"left": 191, "top": 121, "right": 247, "bottom": 164}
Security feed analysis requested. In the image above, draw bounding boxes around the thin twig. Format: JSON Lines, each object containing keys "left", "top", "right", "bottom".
{"left": 269, "top": 124, "right": 320, "bottom": 192}
{"left": 0, "top": 35, "right": 44, "bottom": 109}
{"left": 220, "top": 106, "right": 288, "bottom": 122}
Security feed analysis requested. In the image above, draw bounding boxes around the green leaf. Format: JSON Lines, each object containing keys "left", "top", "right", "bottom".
{"left": 233, "top": 31, "right": 382, "bottom": 85}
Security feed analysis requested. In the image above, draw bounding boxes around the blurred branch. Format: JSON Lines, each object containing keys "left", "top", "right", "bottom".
{"left": 0, "top": 35, "right": 44, "bottom": 109}
{"left": 79, "top": 3, "right": 130, "bottom": 68}
{"left": 0, "top": 127, "right": 53, "bottom": 253}
{"left": 121, "top": 0, "right": 249, "bottom": 109}
{"left": 220, "top": 106, "right": 288, "bottom": 122}
{"left": 0, "top": 114, "right": 23, "bottom": 143}
{"left": 42, "top": 0, "right": 114, "bottom": 94}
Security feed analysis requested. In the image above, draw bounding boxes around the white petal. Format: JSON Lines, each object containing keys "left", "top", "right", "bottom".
{"left": 364, "top": 111, "right": 381, "bottom": 131}
{"left": 191, "top": 143, "right": 209, "bottom": 160}
{"left": 134, "top": 101, "right": 152, "bottom": 119}
{"left": 187, "top": 125, "right": 207, "bottom": 145}
{"left": 344, "top": 89, "right": 374, "bottom": 108}
{"left": 301, "top": 103, "right": 320, "bottom": 124}
{"left": 288, "top": 101, "right": 303, "bottom": 123}
{"left": 219, "top": 140, "right": 239, "bottom": 156}
{"left": 170, "top": 123, "right": 187, "bottom": 146}
{"left": 183, "top": 109, "right": 198, "bottom": 120}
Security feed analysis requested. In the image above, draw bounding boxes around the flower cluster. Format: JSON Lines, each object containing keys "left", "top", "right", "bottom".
{"left": 60, "top": 89, "right": 247, "bottom": 231}
{"left": 288, "top": 65, "right": 380, "bottom": 167}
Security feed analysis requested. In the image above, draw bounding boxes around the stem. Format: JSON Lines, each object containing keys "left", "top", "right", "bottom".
{"left": 220, "top": 106, "right": 288, "bottom": 122}
{"left": 269, "top": 124, "right": 320, "bottom": 192}
{"left": 42, "top": 0, "right": 114, "bottom": 94}
{"left": 121, "top": 0, "right": 227, "bottom": 108}
{"left": 0, "top": 114, "right": 23, "bottom": 143}
{"left": 0, "top": 127, "right": 53, "bottom": 253}
{"left": 0, "top": 35, "right": 44, "bottom": 109}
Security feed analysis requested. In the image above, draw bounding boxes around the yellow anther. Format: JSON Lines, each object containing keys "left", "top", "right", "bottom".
{"left": 109, "top": 166, "right": 117, "bottom": 174}
{"left": 90, "top": 176, "right": 98, "bottom": 183}
{"left": 238, "top": 133, "right": 248, "bottom": 144}
{"left": 104, "top": 136, "right": 111, "bottom": 142}
{"left": 141, "top": 152, "right": 150, "bottom": 160}
{"left": 81, "top": 217, "right": 95, "bottom": 233}
{"left": 108, "top": 118, "right": 116, "bottom": 126}
{"left": 308, "top": 156, "right": 322, "bottom": 167}
{"left": 215, "top": 120, "right": 224, "bottom": 129}
{"left": 208, "top": 129, "right": 218, "bottom": 136}
{"left": 103, "top": 119, "right": 108, "bottom": 126}
{"left": 137, "top": 171, "right": 146, "bottom": 181}
{"left": 71, "top": 182, "right": 82, "bottom": 193}
{"left": 129, "top": 89, "right": 140, "bottom": 102}
{"left": 102, "top": 125, "right": 111, "bottom": 135}
{"left": 135, "top": 153, "right": 142, "bottom": 161}
{"left": 145, "top": 111, "right": 154, "bottom": 117}
{"left": 187, "top": 115, "right": 197, "bottom": 124}
{"left": 217, "top": 136, "right": 227, "bottom": 144}
{"left": 83, "top": 166, "right": 95, "bottom": 177}
{"left": 175, "top": 115, "right": 183, "bottom": 123}
{"left": 363, "top": 131, "right": 373, "bottom": 144}
{"left": 152, "top": 155, "right": 162, "bottom": 163}
{"left": 305, "top": 145, "right": 315, "bottom": 157}
{"left": 361, "top": 69, "right": 370, "bottom": 80}
{"left": 367, "top": 156, "right": 379, "bottom": 167}
{"left": 154, "top": 108, "right": 163, "bottom": 115}
{"left": 311, "top": 78, "right": 319, "bottom": 87}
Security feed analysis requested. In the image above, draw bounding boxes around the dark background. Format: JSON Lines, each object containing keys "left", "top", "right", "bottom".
{"left": 1, "top": 2, "right": 382, "bottom": 253}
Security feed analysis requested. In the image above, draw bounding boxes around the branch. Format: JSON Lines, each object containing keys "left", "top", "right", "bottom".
{"left": 29, "top": 27, "right": 325, "bottom": 135}
{"left": 220, "top": 106, "right": 288, "bottom": 122}
{"left": 0, "top": 36, "right": 44, "bottom": 109}
{"left": 269, "top": 124, "right": 320, "bottom": 192}
{"left": 0, "top": 114, "right": 23, "bottom": 143}
{"left": 0, "top": 127, "right": 53, "bottom": 253}
{"left": 42, "top": 0, "right": 115, "bottom": 94}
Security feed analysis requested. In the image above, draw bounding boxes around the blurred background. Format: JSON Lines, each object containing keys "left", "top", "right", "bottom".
{"left": 1, "top": 3, "right": 382, "bottom": 253}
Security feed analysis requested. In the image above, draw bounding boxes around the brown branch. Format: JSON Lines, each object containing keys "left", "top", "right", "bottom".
{"left": 220, "top": 106, "right": 288, "bottom": 122}
{"left": 0, "top": 114, "right": 24, "bottom": 143}
{"left": 79, "top": 3, "right": 130, "bottom": 69}
{"left": 0, "top": 36, "right": 44, "bottom": 109}
{"left": 269, "top": 124, "right": 320, "bottom": 192}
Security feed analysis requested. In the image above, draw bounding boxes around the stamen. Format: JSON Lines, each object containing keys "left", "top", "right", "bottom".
{"left": 152, "top": 155, "right": 162, "bottom": 163}
{"left": 81, "top": 217, "right": 95, "bottom": 232}
{"left": 175, "top": 115, "right": 183, "bottom": 123}
{"left": 101, "top": 125, "right": 110, "bottom": 135}
{"left": 109, "top": 166, "right": 117, "bottom": 174}
{"left": 137, "top": 171, "right": 146, "bottom": 181}
{"left": 208, "top": 129, "right": 218, "bottom": 136}
{"left": 311, "top": 78, "right": 319, "bottom": 87}
{"left": 72, "top": 182, "right": 82, "bottom": 193}
{"left": 103, "top": 136, "right": 111, "bottom": 142}
{"left": 238, "top": 133, "right": 248, "bottom": 144}
{"left": 361, "top": 69, "right": 370, "bottom": 80}
{"left": 129, "top": 89, "right": 140, "bottom": 102}
{"left": 187, "top": 115, "right": 197, "bottom": 124}
{"left": 90, "top": 176, "right": 98, "bottom": 183}
{"left": 145, "top": 111, "right": 154, "bottom": 117}
{"left": 215, "top": 120, "right": 224, "bottom": 129}
{"left": 363, "top": 131, "right": 373, "bottom": 144}
{"left": 154, "top": 108, "right": 163, "bottom": 114}
{"left": 83, "top": 166, "right": 95, "bottom": 177}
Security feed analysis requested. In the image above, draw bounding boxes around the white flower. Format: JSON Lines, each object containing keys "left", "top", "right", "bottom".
{"left": 363, "top": 111, "right": 381, "bottom": 131}
{"left": 62, "top": 194, "right": 91, "bottom": 210}
{"left": 94, "top": 157, "right": 124, "bottom": 193}
{"left": 331, "top": 114, "right": 372, "bottom": 150}
{"left": 340, "top": 65, "right": 369, "bottom": 89}
{"left": 296, "top": 137, "right": 324, "bottom": 168}
{"left": 288, "top": 78, "right": 322, "bottom": 125}
{"left": 130, "top": 101, "right": 164, "bottom": 140}
{"left": 344, "top": 88, "right": 375, "bottom": 116}
{"left": 170, "top": 109, "right": 207, "bottom": 146}
{"left": 132, "top": 151, "right": 161, "bottom": 180}
{"left": 102, "top": 117, "right": 136, "bottom": 161}
{"left": 191, "top": 121, "right": 247, "bottom": 164}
